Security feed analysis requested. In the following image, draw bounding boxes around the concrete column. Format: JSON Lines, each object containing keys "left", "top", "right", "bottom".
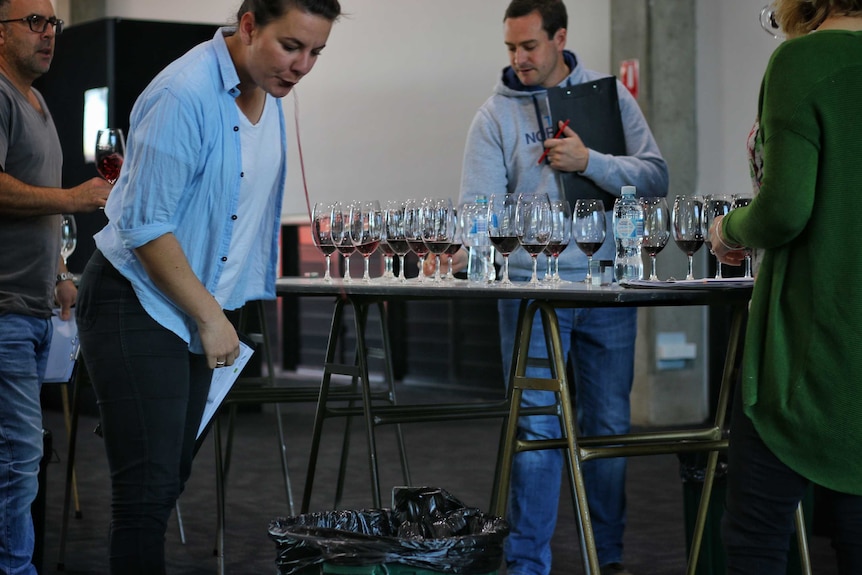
{"left": 611, "top": 0, "right": 709, "bottom": 425}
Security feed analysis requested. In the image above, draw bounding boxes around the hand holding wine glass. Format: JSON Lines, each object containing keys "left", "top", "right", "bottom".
{"left": 641, "top": 197, "right": 669, "bottom": 281}
{"left": 95, "top": 129, "right": 125, "bottom": 184}
{"left": 573, "top": 199, "right": 606, "bottom": 284}
{"left": 671, "top": 195, "right": 705, "bottom": 281}
{"left": 704, "top": 194, "right": 732, "bottom": 279}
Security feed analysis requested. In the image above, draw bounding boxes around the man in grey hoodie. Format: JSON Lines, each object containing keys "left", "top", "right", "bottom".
{"left": 458, "top": 1, "right": 668, "bottom": 574}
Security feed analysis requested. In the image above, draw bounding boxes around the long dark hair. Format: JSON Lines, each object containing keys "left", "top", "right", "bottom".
{"left": 236, "top": 0, "right": 342, "bottom": 26}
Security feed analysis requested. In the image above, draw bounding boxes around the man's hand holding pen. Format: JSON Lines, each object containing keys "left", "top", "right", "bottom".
{"left": 541, "top": 120, "right": 590, "bottom": 173}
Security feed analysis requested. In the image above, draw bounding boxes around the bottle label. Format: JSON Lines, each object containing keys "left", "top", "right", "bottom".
{"left": 615, "top": 217, "right": 636, "bottom": 239}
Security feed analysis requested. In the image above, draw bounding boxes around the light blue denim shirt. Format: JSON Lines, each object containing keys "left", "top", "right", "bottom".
{"left": 95, "top": 27, "right": 287, "bottom": 354}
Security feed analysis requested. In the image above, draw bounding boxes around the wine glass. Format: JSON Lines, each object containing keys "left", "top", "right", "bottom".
{"left": 404, "top": 198, "right": 430, "bottom": 282}
{"left": 641, "top": 197, "right": 670, "bottom": 281}
{"left": 573, "top": 199, "right": 606, "bottom": 284}
{"left": 731, "top": 195, "right": 754, "bottom": 278}
{"left": 671, "top": 195, "right": 706, "bottom": 281}
{"left": 383, "top": 201, "right": 410, "bottom": 283}
{"left": 311, "top": 201, "right": 337, "bottom": 282}
{"left": 60, "top": 214, "right": 77, "bottom": 265}
{"left": 488, "top": 192, "right": 519, "bottom": 286}
{"left": 516, "top": 193, "right": 552, "bottom": 285}
{"left": 95, "top": 129, "right": 125, "bottom": 184}
{"left": 443, "top": 210, "right": 463, "bottom": 281}
{"left": 423, "top": 198, "right": 454, "bottom": 282}
{"left": 544, "top": 200, "right": 572, "bottom": 284}
{"left": 349, "top": 200, "right": 382, "bottom": 282}
{"left": 330, "top": 202, "right": 356, "bottom": 282}
{"left": 703, "top": 194, "right": 732, "bottom": 279}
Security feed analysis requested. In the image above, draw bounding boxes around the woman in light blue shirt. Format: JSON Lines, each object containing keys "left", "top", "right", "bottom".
{"left": 75, "top": 1, "right": 342, "bottom": 572}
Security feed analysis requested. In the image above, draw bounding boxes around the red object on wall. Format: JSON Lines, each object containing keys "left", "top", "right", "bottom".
{"left": 619, "top": 59, "right": 639, "bottom": 100}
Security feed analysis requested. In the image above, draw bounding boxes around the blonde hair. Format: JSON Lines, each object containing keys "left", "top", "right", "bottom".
{"left": 773, "top": 0, "right": 862, "bottom": 37}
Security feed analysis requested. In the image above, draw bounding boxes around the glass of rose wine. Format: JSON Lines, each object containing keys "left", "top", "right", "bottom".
{"left": 516, "top": 192, "right": 552, "bottom": 285}
{"left": 311, "top": 201, "right": 337, "bottom": 282}
{"left": 730, "top": 195, "right": 754, "bottom": 278}
{"left": 671, "top": 195, "right": 705, "bottom": 281}
{"left": 488, "top": 192, "right": 520, "bottom": 286}
{"left": 95, "top": 129, "right": 125, "bottom": 184}
{"left": 349, "top": 200, "right": 382, "bottom": 282}
{"left": 641, "top": 197, "right": 670, "bottom": 281}
{"left": 544, "top": 200, "right": 572, "bottom": 284}
{"left": 573, "top": 199, "right": 606, "bottom": 284}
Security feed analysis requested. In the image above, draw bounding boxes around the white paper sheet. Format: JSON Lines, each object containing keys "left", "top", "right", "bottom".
{"left": 44, "top": 312, "right": 80, "bottom": 383}
{"left": 196, "top": 341, "right": 255, "bottom": 439}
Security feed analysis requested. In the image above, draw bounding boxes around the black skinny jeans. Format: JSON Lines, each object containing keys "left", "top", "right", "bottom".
{"left": 76, "top": 251, "right": 211, "bottom": 574}
{"left": 722, "top": 382, "right": 862, "bottom": 574}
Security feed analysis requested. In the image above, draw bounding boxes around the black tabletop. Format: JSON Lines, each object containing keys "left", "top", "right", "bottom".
{"left": 275, "top": 277, "right": 753, "bottom": 308}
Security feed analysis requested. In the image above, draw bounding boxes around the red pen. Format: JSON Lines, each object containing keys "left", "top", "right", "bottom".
{"left": 537, "top": 119, "right": 571, "bottom": 165}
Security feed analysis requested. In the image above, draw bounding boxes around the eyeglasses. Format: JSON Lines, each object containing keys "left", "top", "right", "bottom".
{"left": 0, "top": 14, "right": 64, "bottom": 35}
{"left": 759, "top": 5, "right": 783, "bottom": 39}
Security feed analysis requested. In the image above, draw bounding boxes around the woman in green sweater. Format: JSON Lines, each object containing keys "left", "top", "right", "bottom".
{"left": 710, "top": 0, "right": 862, "bottom": 572}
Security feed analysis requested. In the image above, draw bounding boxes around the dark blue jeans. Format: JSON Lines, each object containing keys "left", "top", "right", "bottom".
{"left": 722, "top": 383, "right": 862, "bottom": 574}
{"left": 76, "top": 252, "right": 211, "bottom": 574}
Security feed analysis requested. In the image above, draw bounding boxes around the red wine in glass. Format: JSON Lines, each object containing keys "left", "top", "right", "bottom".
{"left": 95, "top": 129, "right": 126, "bottom": 184}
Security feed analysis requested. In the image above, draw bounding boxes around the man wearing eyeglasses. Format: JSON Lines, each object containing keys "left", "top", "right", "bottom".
{"left": 0, "top": 0, "right": 111, "bottom": 572}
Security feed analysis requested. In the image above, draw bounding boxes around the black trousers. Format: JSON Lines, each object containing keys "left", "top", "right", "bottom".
{"left": 76, "top": 251, "right": 211, "bottom": 575}
{"left": 722, "top": 382, "right": 862, "bottom": 574}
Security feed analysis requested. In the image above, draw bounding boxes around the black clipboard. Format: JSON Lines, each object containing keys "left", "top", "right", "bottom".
{"left": 547, "top": 76, "right": 626, "bottom": 211}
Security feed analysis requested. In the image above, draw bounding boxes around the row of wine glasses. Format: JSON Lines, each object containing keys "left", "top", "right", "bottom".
{"left": 311, "top": 198, "right": 463, "bottom": 283}
{"left": 641, "top": 194, "right": 753, "bottom": 281}
{"left": 309, "top": 193, "right": 753, "bottom": 284}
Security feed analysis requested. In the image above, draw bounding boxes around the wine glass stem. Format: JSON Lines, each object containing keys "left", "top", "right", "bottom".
{"left": 530, "top": 256, "right": 539, "bottom": 283}
{"left": 687, "top": 254, "right": 695, "bottom": 280}
{"left": 554, "top": 255, "right": 561, "bottom": 280}
{"left": 363, "top": 257, "right": 371, "bottom": 281}
{"left": 744, "top": 255, "right": 752, "bottom": 278}
{"left": 650, "top": 254, "right": 658, "bottom": 281}
{"left": 545, "top": 256, "right": 552, "bottom": 280}
{"left": 324, "top": 255, "right": 332, "bottom": 281}
{"left": 398, "top": 254, "right": 407, "bottom": 282}
{"left": 418, "top": 256, "right": 426, "bottom": 281}
{"left": 502, "top": 256, "right": 510, "bottom": 283}
{"left": 343, "top": 256, "right": 351, "bottom": 282}
{"left": 434, "top": 255, "right": 441, "bottom": 281}
{"left": 714, "top": 255, "right": 723, "bottom": 279}
{"left": 446, "top": 256, "right": 454, "bottom": 279}
{"left": 585, "top": 255, "right": 593, "bottom": 283}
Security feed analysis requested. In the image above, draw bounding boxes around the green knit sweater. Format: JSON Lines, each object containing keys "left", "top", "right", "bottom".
{"left": 722, "top": 30, "right": 862, "bottom": 495}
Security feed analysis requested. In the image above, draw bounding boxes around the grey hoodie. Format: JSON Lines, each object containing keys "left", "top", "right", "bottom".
{"left": 459, "top": 50, "right": 669, "bottom": 278}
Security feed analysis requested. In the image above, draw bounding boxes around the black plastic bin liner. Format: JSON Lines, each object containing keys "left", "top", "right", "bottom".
{"left": 269, "top": 487, "right": 509, "bottom": 575}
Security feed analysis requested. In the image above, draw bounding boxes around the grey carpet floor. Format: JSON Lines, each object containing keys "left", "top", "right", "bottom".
{"left": 37, "top": 382, "right": 839, "bottom": 575}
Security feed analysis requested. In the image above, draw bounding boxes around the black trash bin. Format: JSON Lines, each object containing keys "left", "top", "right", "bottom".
{"left": 680, "top": 453, "right": 812, "bottom": 575}
{"left": 269, "top": 487, "right": 509, "bottom": 575}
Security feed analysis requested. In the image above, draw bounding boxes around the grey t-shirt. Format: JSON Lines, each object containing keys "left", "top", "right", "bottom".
{"left": 0, "top": 74, "right": 64, "bottom": 318}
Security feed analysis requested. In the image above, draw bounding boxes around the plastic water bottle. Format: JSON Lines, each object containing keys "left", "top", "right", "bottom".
{"left": 466, "top": 196, "right": 495, "bottom": 283}
{"left": 612, "top": 185, "right": 644, "bottom": 282}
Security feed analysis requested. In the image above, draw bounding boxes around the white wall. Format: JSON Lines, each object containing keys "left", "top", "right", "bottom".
{"left": 101, "top": 0, "right": 782, "bottom": 221}
{"left": 696, "top": 0, "right": 780, "bottom": 199}
{"left": 103, "top": 0, "right": 610, "bottom": 220}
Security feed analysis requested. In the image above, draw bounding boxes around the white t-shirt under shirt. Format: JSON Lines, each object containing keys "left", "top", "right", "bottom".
{"left": 214, "top": 94, "right": 282, "bottom": 308}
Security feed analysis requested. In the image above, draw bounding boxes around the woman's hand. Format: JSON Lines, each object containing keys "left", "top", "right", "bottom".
{"left": 709, "top": 215, "right": 747, "bottom": 266}
{"left": 421, "top": 247, "right": 468, "bottom": 277}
